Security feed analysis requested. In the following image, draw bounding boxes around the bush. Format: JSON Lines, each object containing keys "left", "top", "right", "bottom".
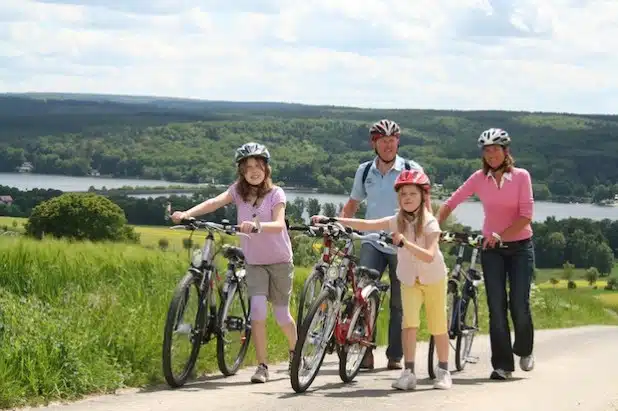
{"left": 158, "top": 238, "right": 169, "bottom": 251}
{"left": 549, "top": 277, "right": 559, "bottom": 286}
{"left": 567, "top": 280, "right": 577, "bottom": 289}
{"left": 182, "top": 237, "right": 193, "bottom": 250}
{"left": 605, "top": 277, "right": 618, "bottom": 291}
{"left": 25, "top": 193, "right": 139, "bottom": 243}
{"left": 584, "top": 267, "right": 600, "bottom": 286}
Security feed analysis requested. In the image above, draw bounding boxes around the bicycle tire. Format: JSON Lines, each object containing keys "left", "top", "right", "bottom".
{"left": 216, "top": 279, "right": 252, "bottom": 376}
{"left": 338, "top": 290, "right": 379, "bottom": 383}
{"left": 455, "top": 296, "right": 478, "bottom": 371}
{"left": 162, "top": 271, "right": 207, "bottom": 388}
{"left": 296, "top": 268, "right": 324, "bottom": 333}
{"left": 290, "top": 289, "right": 334, "bottom": 393}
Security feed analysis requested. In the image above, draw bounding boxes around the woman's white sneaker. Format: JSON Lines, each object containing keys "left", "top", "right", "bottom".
{"left": 520, "top": 354, "right": 535, "bottom": 371}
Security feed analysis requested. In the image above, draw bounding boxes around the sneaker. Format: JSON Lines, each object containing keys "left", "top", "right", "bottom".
{"left": 287, "top": 350, "right": 294, "bottom": 374}
{"left": 251, "top": 363, "right": 269, "bottom": 383}
{"left": 433, "top": 367, "right": 452, "bottom": 390}
{"left": 490, "top": 369, "right": 512, "bottom": 380}
{"left": 391, "top": 368, "right": 417, "bottom": 391}
{"left": 520, "top": 355, "right": 535, "bottom": 371}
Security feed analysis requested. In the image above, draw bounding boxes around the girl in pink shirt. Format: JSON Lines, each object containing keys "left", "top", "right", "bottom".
{"left": 171, "top": 142, "right": 296, "bottom": 384}
{"left": 312, "top": 169, "right": 453, "bottom": 391}
{"left": 437, "top": 128, "right": 535, "bottom": 381}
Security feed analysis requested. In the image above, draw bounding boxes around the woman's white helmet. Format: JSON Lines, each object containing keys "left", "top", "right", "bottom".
{"left": 478, "top": 128, "right": 511, "bottom": 148}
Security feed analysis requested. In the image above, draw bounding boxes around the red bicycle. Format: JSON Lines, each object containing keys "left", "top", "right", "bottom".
{"left": 289, "top": 217, "right": 400, "bottom": 393}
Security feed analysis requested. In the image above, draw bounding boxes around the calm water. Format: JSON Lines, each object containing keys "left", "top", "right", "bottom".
{"left": 1, "top": 173, "right": 617, "bottom": 230}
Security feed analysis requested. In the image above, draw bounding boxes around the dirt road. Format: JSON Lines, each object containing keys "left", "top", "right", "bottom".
{"left": 18, "top": 325, "right": 618, "bottom": 411}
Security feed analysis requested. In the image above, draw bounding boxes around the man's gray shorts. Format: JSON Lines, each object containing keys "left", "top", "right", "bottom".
{"left": 245, "top": 262, "right": 294, "bottom": 306}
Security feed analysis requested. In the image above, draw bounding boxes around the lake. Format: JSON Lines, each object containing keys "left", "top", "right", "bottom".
{"left": 1, "top": 172, "right": 617, "bottom": 230}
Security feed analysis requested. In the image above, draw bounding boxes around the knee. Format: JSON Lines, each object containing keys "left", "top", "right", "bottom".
{"left": 250, "top": 295, "right": 268, "bottom": 322}
{"left": 273, "top": 305, "right": 294, "bottom": 327}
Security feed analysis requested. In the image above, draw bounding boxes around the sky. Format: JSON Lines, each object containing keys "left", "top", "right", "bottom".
{"left": 0, "top": 0, "right": 616, "bottom": 114}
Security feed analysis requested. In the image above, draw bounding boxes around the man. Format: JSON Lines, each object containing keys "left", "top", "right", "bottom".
{"left": 340, "top": 119, "right": 424, "bottom": 370}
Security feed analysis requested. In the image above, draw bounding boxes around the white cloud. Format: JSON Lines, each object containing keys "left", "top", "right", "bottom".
{"left": 0, "top": 0, "right": 616, "bottom": 113}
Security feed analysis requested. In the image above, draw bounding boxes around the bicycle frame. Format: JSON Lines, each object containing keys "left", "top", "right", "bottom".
{"left": 443, "top": 233, "right": 484, "bottom": 339}
{"left": 300, "top": 222, "right": 396, "bottom": 348}
{"left": 169, "top": 216, "right": 253, "bottom": 343}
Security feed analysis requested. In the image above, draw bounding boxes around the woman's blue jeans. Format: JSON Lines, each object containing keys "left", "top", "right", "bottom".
{"left": 481, "top": 238, "right": 535, "bottom": 372}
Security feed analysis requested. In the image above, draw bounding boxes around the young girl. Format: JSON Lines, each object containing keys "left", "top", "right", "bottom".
{"left": 312, "top": 169, "right": 452, "bottom": 390}
{"left": 171, "top": 142, "right": 297, "bottom": 384}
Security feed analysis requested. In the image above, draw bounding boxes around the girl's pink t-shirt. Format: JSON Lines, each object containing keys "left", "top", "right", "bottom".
{"left": 443, "top": 167, "right": 534, "bottom": 242}
{"left": 227, "top": 182, "right": 293, "bottom": 265}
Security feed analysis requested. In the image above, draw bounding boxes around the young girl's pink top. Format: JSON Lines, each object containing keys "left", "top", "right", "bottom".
{"left": 227, "top": 182, "right": 293, "bottom": 266}
{"left": 443, "top": 167, "right": 534, "bottom": 242}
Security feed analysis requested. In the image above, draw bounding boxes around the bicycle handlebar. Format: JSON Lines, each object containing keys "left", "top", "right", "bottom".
{"left": 290, "top": 217, "right": 403, "bottom": 248}
{"left": 170, "top": 218, "right": 258, "bottom": 237}
{"left": 440, "top": 231, "right": 484, "bottom": 247}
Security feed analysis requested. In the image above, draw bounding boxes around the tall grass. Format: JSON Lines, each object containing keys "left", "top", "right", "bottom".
{"left": 0, "top": 236, "right": 617, "bottom": 408}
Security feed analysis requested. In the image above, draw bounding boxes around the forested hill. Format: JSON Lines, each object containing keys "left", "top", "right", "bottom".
{"left": 1, "top": 92, "right": 618, "bottom": 202}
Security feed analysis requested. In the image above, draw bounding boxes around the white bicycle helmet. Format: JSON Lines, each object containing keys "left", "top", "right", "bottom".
{"left": 369, "top": 119, "right": 401, "bottom": 139}
{"left": 234, "top": 142, "right": 271, "bottom": 164}
{"left": 477, "top": 128, "right": 511, "bottom": 148}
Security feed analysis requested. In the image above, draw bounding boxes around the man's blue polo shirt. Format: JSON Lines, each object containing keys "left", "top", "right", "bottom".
{"left": 349, "top": 155, "right": 423, "bottom": 255}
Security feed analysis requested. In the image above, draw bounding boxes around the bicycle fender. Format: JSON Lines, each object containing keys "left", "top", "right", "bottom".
{"left": 360, "top": 284, "right": 379, "bottom": 301}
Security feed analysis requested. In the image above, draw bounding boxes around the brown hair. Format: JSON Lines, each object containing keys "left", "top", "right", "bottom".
{"left": 396, "top": 185, "right": 428, "bottom": 241}
{"left": 482, "top": 150, "right": 515, "bottom": 174}
{"left": 235, "top": 157, "right": 274, "bottom": 202}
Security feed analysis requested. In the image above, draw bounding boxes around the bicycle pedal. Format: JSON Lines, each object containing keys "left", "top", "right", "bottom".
{"left": 466, "top": 356, "right": 480, "bottom": 364}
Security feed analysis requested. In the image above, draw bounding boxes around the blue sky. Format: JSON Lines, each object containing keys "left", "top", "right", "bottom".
{"left": 0, "top": 0, "right": 615, "bottom": 114}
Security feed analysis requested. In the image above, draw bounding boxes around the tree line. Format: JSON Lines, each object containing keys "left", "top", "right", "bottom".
{"left": 2, "top": 95, "right": 618, "bottom": 203}
{"left": 1, "top": 184, "right": 615, "bottom": 273}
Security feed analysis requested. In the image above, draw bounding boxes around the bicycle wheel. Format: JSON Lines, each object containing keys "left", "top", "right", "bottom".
{"left": 297, "top": 268, "right": 324, "bottom": 333}
{"left": 338, "top": 290, "right": 379, "bottom": 383}
{"left": 290, "top": 289, "right": 336, "bottom": 393}
{"left": 162, "top": 271, "right": 207, "bottom": 387}
{"left": 216, "top": 277, "right": 252, "bottom": 376}
{"left": 455, "top": 296, "right": 478, "bottom": 371}
{"left": 428, "top": 285, "right": 458, "bottom": 379}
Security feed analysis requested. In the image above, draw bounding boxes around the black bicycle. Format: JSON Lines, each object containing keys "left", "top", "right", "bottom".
{"left": 428, "top": 231, "right": 484, "bottom": 379}
{"left": 161, "top": 207, "right": 258, "bottom": 388}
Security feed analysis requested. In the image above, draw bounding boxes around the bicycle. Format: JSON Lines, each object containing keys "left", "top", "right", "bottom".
{"left": 286, "top": 223, "right": 340, "bottom": 334}
{"left": 427, "top": 231, "right": 484, "bottom": 379}
{"left": 289, "top": 218, "right": 400, "bottom": 393}
{"left": 161, "top": 206, "right": 258, "bottom": 388}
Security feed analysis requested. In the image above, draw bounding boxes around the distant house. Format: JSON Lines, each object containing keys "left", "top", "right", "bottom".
{"left": 16, "top": 162, "right": 33, "bottom": 173}
{"left": 0, "top": 195, "right": 13, "bottom": 205}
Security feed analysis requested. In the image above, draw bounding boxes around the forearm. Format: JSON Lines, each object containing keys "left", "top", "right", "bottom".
{"left": 402, "top": 240, "right": 435, "bottom": 263}
{"left": 334, "top": 217, "right": 375, "bottom": 231}
{"left": 499, "top": 216, "right": 531, "bottom": 239}
{"left": 257, "top": 220, "right": 286, "bottom": 233}
{"left": 437, "top": 204, "right": 452, "bottom": 225}
{"left": 186, "top": 199, "right": 218, "bottom": 217}
{"left": 340, "top": 202, "right": 358, "bottom": 218}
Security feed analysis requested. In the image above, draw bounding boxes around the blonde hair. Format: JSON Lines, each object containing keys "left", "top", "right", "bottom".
{"left": 395, "top": 185, "right": 428, "bottom": 241}
{"left": 235, "top": 157, "right": 274, "bottom": 202}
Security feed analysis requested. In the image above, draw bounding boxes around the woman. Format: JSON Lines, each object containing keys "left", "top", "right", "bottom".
{"left": 437, "top": 128, "right": 535, "bottom": 380}
{"left": 171, "top": 142, "right": 297, "bottom": 384}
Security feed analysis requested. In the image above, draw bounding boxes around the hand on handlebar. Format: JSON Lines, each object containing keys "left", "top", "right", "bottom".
{"left": 238, "top": 220, "right": 259, "bottom": 234}
{"left": 310, "top": 214, "right": 333, "bottom": 225}
{"left": 391, "top": 232, "right": 406, "bottom": 247}
{"left": 171, "top": 211, "right": 189, "bottom": 224}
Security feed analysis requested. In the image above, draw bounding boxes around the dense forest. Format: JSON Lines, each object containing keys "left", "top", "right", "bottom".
{"left": 1, "top": 92, "right": 618, "bottom": 202}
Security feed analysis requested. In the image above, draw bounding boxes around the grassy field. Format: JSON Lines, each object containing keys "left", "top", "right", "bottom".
{"left": 1, "top": 216, "right": 618, "bottom": 408}
{"left": 0, "top": 216, "right": 212, "bottom": 251}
